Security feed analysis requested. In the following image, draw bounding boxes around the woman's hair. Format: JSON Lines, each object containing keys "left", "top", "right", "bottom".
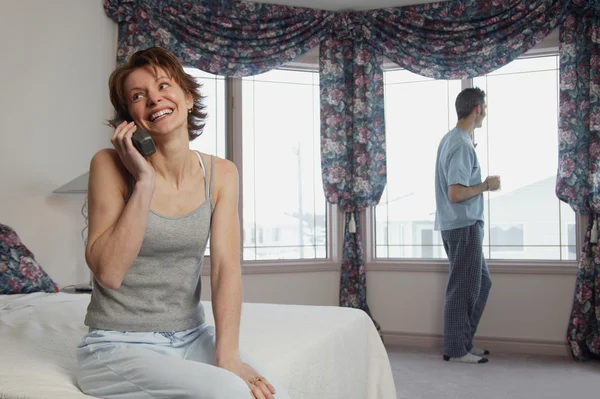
{"left": 107, "top": 46, "right": 207, "bottom": 140}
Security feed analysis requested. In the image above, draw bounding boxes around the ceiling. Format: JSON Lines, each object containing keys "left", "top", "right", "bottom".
{"left": 249, "top": 0, "right": 447, "bottom": 11}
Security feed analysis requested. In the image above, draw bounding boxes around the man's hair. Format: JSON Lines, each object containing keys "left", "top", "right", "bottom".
{"left": 455, "top": 88, "right": 486, "bottom": 120}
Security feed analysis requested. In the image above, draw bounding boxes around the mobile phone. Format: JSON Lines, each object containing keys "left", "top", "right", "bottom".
{"left": 116, "top": 120, "right": 156, "bottom": 157}
{"left": 132, "top": 128, "right": 156, "bottom": 157}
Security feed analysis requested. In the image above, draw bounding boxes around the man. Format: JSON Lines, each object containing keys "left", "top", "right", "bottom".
{"left": 434, "top": 87, "right": 500, "bottom": 364}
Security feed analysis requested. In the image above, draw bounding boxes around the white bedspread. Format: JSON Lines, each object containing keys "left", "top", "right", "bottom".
{"left": 0, "top": 294, "right": 396, "bottom": 399}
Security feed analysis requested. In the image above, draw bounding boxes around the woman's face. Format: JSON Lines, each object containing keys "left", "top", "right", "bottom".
{"left": 123, "top": 65, "right": 193, "bottom": 137}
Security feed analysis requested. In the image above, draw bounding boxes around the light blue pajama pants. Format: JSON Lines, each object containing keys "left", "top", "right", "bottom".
{"left": 441, "top": 220, "right": 492, "bottom": 358}
{"left": 75, "top": 323, "right": 291, "bottom": 399}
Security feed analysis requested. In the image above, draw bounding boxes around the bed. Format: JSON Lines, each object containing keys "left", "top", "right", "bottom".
{"left": 0, "top": 293, "right": 397, "bottom": 399}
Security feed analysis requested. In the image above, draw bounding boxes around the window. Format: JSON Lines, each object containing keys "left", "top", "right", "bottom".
{"left": 376, "top": 54, "right": 575, "bottom": 261}
{"left": 184, "top": 44, "right": 573, "bottom": 266}
{"left": 473, "top": 55, "right": 575, "bottom": 260}
{"left": 375, "top": 70, "right": 462, "bottom": 259}
{"left": 241, "top": 70, "right": 327, "bottom": 260}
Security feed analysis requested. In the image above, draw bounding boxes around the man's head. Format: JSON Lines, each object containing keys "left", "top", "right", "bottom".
{"left": 455, "top": 88, "right": 486, "bottom": 128}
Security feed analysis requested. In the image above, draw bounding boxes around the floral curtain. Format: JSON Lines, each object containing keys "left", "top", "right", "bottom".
{"left": 362, "top": 0, "right": 570, "bottom": 79}
{"left": 104, "top": 0, "right": 334, "bottom": 76}
{"left": 557, "top": 0, "right": 600, "bottom": 361}
{"left": 320, "top": 13, "right": 386, "bottom": 332}
{"left": 567, "top": 215, "right": 600, "bottom": 361}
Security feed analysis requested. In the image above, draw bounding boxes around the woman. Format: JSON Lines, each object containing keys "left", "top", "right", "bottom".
{"left": 76, "top": 46, "right": 289, "bottom": 399}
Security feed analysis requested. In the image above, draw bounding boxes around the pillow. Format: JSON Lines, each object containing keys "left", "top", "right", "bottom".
{"left": 0, "top": 223, "right": 59, "bottom": 294}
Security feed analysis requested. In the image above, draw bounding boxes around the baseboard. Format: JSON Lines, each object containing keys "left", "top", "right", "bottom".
{"left": 382, "top": 331, "right": 572, "bottom": 357}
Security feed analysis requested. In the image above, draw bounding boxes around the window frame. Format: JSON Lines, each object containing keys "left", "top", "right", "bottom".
{"left": 188, "top": 67, "right": 338, "bottom": 275}
{"left": 203, "top": 28, "right": 580, "bottom": 275}
{"left": 368, "top": 33, "right": 580, "bottom": 273}
{"left": 228, "top": 74, "right": 340, "bottom": 273}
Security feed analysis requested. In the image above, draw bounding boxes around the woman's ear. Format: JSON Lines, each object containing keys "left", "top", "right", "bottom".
{"left": 185, "top": 91, "right": 194, "bottom": 110}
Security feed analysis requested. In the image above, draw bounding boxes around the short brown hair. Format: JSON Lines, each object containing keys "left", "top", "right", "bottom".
{"left": 455, "top": 87, "right": 486, "bottom": 120}
{"left": 108, "top": 46, "right": 207, "bottom": 140}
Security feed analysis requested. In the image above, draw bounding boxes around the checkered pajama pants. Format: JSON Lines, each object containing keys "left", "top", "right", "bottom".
{"left": 441, "top": 220, "right": 492, "bottom": 358}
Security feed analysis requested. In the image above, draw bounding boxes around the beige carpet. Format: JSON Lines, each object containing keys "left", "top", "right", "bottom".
{"left": 387, "top": 346, "right": 600, "bottom": 399}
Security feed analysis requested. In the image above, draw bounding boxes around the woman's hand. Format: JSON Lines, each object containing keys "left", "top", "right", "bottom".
{"left": 219, "top": 358, "right": 276, "bottom": 399}
{"left": 111, "top": 121, "right": 155, "bottom": 184}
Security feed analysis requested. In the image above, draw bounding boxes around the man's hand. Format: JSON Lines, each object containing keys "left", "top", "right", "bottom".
{"left": 485, "top": 176, "right": 501, "bottom": 191}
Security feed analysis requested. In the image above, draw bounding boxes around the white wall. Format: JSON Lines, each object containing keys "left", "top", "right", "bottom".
{"left": 201, "top": 272, "right": 340, "bottom": 306}
{"left": 0, "top": 0, "right": 117, "bottom": 285}
{"left": 368, "top": 270, "right": 576, "bottom": 346}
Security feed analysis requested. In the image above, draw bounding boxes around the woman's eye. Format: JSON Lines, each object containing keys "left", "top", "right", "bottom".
{"left": 159, "top": 83, "right": 169, "bottom": 90}
{"left": 132, "top": 93, "right": 145, "bottom": 101}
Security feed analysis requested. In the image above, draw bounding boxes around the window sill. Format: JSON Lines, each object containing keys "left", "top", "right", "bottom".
{"left": 242, "top": 261, "right": 339, "bottom": 274}
{"left": 367, "top": 259, "right": 578, "bottom": 275}
{"left": 201, "top": 258, "right": 577, "bottom": 276}
{"left": 201, "top": 259, "right": 339, "bottom": 276}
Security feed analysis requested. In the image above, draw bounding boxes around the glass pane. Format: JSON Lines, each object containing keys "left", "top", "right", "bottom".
{"left": 185, "top": 68, "right": 223, "bottom": 80}
{"left": 249, "top": 69, "right": 314, "bottom": 85}
{"left": 487, "top": 55, "right": 558, "bottom": 76}
{"left": 477, "top": 122, "right": 490, "bottom": 256}
{"left": 381, "top": 245, "right": 447, "bottom": 259}
{"left": 474, "top": 55, "right": 575, "bottom": 260}
{"left": 562, "top": 246, "right": 577, "bottom": 261}
{"left": 385, "top": 69, "right": 438, "bottom": 85}
{"left": 489, "top": 246, "right": 561, "bottom": 260}
{"left": 315, "top": 246, "right": 327, "bottom": 259}
{"left": 561, "top": 200, "right": 577, "bottom": 261}
{"left": 184, "top": 68, "right": 227, "bottom": 159}
{"left": 376, "top": 246, "right": 389, "bottom": 258}
{"left": 242, "top": 70, "right": 327, "bottom": 260}
{"left": 376, "top": 69, "right": 462, "bottom": 259}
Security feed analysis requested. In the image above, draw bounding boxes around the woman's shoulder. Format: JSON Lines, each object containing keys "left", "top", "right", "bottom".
{"left": 91, "top": 148, "right": 120, "bottom": 164}
{"left": 196, "top": 152, "right": 238, "bottom": 178}
{"left": 196, "top": 154, "right": 238, "bottom": 203}
{"left": 89, "top": 148, "right": 128, "bottom": 185}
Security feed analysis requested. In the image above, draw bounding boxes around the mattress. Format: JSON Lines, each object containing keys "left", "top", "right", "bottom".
{"left": 0, "top": 293, "right": 396, "bottom": 399}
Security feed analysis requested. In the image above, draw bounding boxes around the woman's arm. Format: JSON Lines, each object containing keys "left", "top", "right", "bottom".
{"left": 208, "top": 158, "right": 243, "bottom": 364}
{"left": 209, "top": 157, "right": 276, "bottom": 399}
{"left": 85, "top": 148, "right": 154, "bottom": 290}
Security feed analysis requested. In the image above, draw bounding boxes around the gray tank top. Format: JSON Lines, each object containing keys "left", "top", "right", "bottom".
{"left": 84, "top": 152, "right": 214, "bottom": 332}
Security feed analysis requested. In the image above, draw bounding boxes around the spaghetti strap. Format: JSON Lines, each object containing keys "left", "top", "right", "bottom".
{"left": 195, "top": 151, "right": 209, "bottom": 203}
{"left": 209, "top": 156, "right": 215, "bottom": 200}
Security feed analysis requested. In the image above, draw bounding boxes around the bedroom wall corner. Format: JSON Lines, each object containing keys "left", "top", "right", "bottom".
{"left": 0, "top": 0, "right": 117, "bottom": 287}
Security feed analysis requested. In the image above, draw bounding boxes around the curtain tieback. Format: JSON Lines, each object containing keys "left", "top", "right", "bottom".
{"left": 348, "top": 212, "right": 356, "bottom": 233}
